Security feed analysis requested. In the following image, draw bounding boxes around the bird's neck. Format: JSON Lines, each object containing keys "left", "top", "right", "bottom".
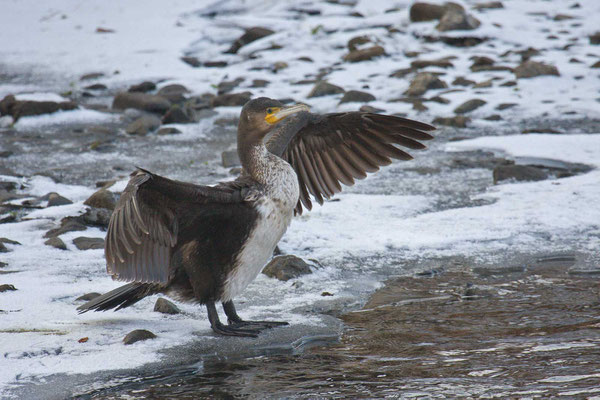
{"left": 239, "top": 140, "right": 271, "bottom": 184}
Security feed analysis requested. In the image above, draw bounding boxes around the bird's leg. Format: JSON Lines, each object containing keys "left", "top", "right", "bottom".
{"left": 222, "top": 300, "right": 288, "bottom": 331}
{"left": 206, "top": 301, "right": 259, "bottom": 337}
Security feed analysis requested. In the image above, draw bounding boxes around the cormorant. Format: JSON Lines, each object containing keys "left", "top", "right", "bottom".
{"left": 77, "top": 97, "right": 435, "bottom": 337}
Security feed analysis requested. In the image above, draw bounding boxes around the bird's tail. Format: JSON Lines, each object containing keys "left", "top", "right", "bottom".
{"left": 77, "top": 282, "right": 159, "bottom": 313}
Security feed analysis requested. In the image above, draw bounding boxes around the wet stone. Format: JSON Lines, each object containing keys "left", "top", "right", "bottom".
{"left": 80, "top": 72, "right": 104, "bottom": 81}
{"left": 0, "top": 242, "right": 9, "bottom": 253}
{"left": 473, "top": 79, "right": 493, "bottom": 88}
{"left": 484, "top": 114, "right": 502, "bottom": 121}
{"left": 409, "top": 2, "right": 456, "bottom": 22}
{"left": 157, "top": 127, "right": 182, "bottom": 135}
{"left": 454, "top": 99, "right": 486, "bottom": 114}
{"left": 339, "top": 90, "right": 375, "bottom": 104}
{"left": 0, "top": 95, "right": 78, "bottom": 121}
{"left": 436, "top": 8, "right": 481, "bottom": 31}
{"left": 44, "top": 237, "right": 67, "bottom": 250}
{"left": 493, "top": 165, "right": 548, "bottom": 184}
{"left": 307, "top": 81, "right": 345, "bottom": 98}
{"left": 0, "top": 284, "right": 17, "bottom": 292}
{"left": 44, "top": 217, "right": 87, "bottom": 238}
{"left": 82, "top": 207, "right": 112, "bottom": 228}
{"left": 225, "top": 27, "right": 274, "bottom": 54}
{"left": 211, "top": 92, "right": 252, "bottom": 107}
{"left": 154, "top": 298, "right": 181, "bottom": 314}
{"left": 433, "top": 115, "right": 471, "bottom": 128}
{"left": 73, "top": 237, "right": 105, "bottom": 250}
{"left": 157, "top": 84, "right": 189, "bottom": 104}
{"left": 180, "top": 56, "right": 201, "bottom": 67}
{"left": 590, "top": 32, "right": 600, "bottom": 45}
{"left": 0, "top": 238, "right": 20, "bottom": 246}
{"left": 222, "top": 150, "right": 241, "bottom": 168}
{"left": 161, "top": 106, "right": 192, "bottom": 124}
{"left": 404, "top": 72, "right": 448, "bottom": 96}
{"left": 591, "top": 61, "right": 600, "bottom": 69}
{"left": 514, "top": 60, "right": 560, "bottom": 79}
{"left": 410, "top": 58, "right": 454, "bottom": 69}
{"left": 359, "top": 105, "right": 385, "bottom": 113}
{"left": 84, "top": 189, "right": 116, "bottom": 211}
{"left": 250, "top": 79, "right": 269, "bottom": 88}
{"left": 112, "top": 92, "right": 171, "bottom": 114}
{"left": 473, "top": 1, "right": 503, "bottom": 10}
{"left": 496, "top": 103, "right": 517, "bottom": 110}
{"left": 262, "top": 255, "right": 312, "bottom": 281}
{"left": 46, "top": 192, "right": 73, "bottom": 207}
{"left": 217, "top": 78, "right": 244, "bottom": 95}
{"left": 347, "top": 35, "right": 371, "bottom": 51}
{"left": 84, "top": 83, "right": 107, "bottom": 90}
{"left": 343, "top": 46, "right": 385, "bottom": 63}
{"left": 123, "top": 329, "right": 157, "bottom": 345}
{"left": 128, "top": 81, "right": 156, "bottom": 93}
{"left": 76, "top": 292, "right": 101, "bottom": 301}
{"left": 452, "top": 76, "right": 475, "bottom": 86}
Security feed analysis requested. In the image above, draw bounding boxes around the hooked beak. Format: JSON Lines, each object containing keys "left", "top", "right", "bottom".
{"left": 265, "top": 103, "right": 310, "bottom": 124}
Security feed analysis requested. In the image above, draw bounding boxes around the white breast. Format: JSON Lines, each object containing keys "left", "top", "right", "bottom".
{"left": 221, "top": 157, "right": 299, "bottom": 302}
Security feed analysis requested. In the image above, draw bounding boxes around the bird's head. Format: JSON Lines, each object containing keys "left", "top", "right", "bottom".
{"left": 238, "top": 97, "right": 309, "bottom": 144}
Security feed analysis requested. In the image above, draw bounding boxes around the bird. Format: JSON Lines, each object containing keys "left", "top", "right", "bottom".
{"left": 77, "top": 97, "right": 435, "bottom": 337}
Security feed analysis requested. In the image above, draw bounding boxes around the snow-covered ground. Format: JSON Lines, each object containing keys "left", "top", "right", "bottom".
{"left": 1, "top": 0, "right": 599, "bottom": 397}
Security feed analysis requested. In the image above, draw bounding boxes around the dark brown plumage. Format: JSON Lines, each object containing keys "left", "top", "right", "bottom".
{"left": 78, "top": 97, "right": 434, "bottom": 337}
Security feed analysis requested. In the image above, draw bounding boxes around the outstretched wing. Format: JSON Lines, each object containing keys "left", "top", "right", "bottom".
{"left": 266, "top": 112, "right": 435, "bottom": 215}
{"left": 105, "top": 168, "right": 248, "bottom": 284}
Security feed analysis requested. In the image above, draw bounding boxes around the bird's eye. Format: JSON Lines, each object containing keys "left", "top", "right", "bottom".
{"left": 267, "top": 108, "right": 273, "bottom": 114}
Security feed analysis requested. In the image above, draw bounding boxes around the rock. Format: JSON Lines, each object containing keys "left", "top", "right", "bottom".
{"left": 484, "top": 114, "right": 502, "bottom": 121}
{"left": 157, "top": 127, "right": 182, "bottom": 135}
{"left": 73, "top": 237, "right": 105, "bottom": 250}
{"left": 44, "top": 217, "right": 87, "bottom": 238}
{"left": 44, "top": 237, "right": 67, "bottom": 250}
{"left": 225, "top": 27, "right": 275, "bottom": 54}
{"left": 222, "top": 150, "right": 241, "bottom": 168}
{"left": 76, "top": 292, "right": 101, "bottom": 301}
{"left": 0, "top": 238, "right": 20, "bottom": 246}
{"left": 84, "top": 189, "right": 117, "bottom": 211}
{"left": 404, "top": 72, "right": 448, "bottom": 96}
{"left": 262, "top": 255, "right": 312, "bottom": 281}
{"left": 473, "top": 1, "right": 503, "bottom": 10}
{"left": 82, "top": 207, "right": 112, "bottom": 228}
{"left": 553, "top": 14, "right": 574, "bottom": 21}
{"left": 411, "top": 58, "right": 454, "bottom": 69}
{"left": 251, "top": 79, "right": 270, "bottom": 88}
{"left": 154, "top": 298, "right": 180, "bottom": 314}
{"left": 436, "top": 9, "right": 481, "bottom": 31}
{"left": 473, "top": 79, "right": 493, "bottom": 88}
{"left": 157, "top": 84, "right": 190, "bottom": 103}
{"left": 84, "top": 83, "right": 107, "bottom": 90}
{"left": 0, "top": 95, "right": 78, "bottom": 121}
{"left": 126, "top": 114, "right": 161, "bottom": 135}
{"left": 128, "top": 81, "right": 156, "bottom": 93}
{"left": 493, "top": 165, "right": 548, "bottom": 184}
{"left": 307, "top": 81, "right": 345, "bottom": 98}
{"left": 454, "top": 99, "right": 486, "bottom": 114}
{"left": 521, "top": 128, "right": 561, "bottom": 134}
{"left": 217, "top": 78, "right": 244, "bottom": 95}
{"left": 500, "top": 80, "right": 517, "bottom": 87}
{"left": 112, "top": 92, "right": 171, "bottom": 114}
{"left": 343, "top": 46, "right": 385, "bottom": 62}
{"left": 180, "top": 56, "right": 201, "bottom": 67}
{"left": 496, "top": 103, "right": 517, "bottom": 111}
{"left": 80, "top": 72, "right": 104, "bottom": 81}
{"left": 161, "top": 106, "right": 192, "bottom": 124}
{"left": 46, "top": 192, "right": 73, "bottom": 207}
{"left": 339, "top": 90, "right": 375, "bottom": 104}
{"left": 433, "top": 115, "right": 471, "bottom": 128}
{"left": 590, "top": 32, "right": 600, "bottom": 45}
{"left": 359, "top": 105, "right": 385, "bottom": 113}
{"left": 272, "top": 61, "right": 288, "bottom": 72}
{"left": 0, "top": 242, "right": 8, "bottom": 253}
{"left": 514, "top": 61, "right": 560, "bottom": 79}
{"left": 591, "top": 61, "right": 600, "bottom": 69}
{"left": 0, "top": 284, "right": 17, "bottom": 292}
{"left": 470, "top": 56, "right": 494, "bottom": 67}
{"left": 389, "top": 68, "right": 415, "bottom": 79}
{"left": 410, "top": 3, "right": 459, "bottom": 22}
{"left": 204, "top": 61, "right": 228, "bottom": 68}
{"left": 123, "top": 329, "right": 156, "bottom": 345}
{"left": 452, "top": 76, "right": 475, "bottom": 86}
{"left": 211, "top": 92, "right": 252, "bottom": 107}
{"left": 347, "top": 35, "right": 371, "bottom": 51}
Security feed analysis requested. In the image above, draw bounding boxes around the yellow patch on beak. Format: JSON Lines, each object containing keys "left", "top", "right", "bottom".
{"left": 264, "top": 104, "right": 310, "bottom": 125}
{"left": 264, "top": 107, "right": 281, "bottom": 124}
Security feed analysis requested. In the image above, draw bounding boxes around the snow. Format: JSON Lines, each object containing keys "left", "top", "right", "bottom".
{"left": 1, "top": 0, "right": 600, "bottom": 396}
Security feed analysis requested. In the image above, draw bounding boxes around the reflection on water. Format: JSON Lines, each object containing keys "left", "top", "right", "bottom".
{"left": 77, "top": 254, "right": 600, "bottom": 399}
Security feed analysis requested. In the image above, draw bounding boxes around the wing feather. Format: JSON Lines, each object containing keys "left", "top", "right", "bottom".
{"left": 267, "top": 111, "right": 435, "bottom": 214}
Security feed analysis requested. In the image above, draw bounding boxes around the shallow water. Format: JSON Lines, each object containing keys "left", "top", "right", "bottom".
{"left": 69, "top": 253, "right": 600, "bottom": 399}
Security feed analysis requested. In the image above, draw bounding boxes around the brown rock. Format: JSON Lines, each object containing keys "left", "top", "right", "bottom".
{"left": 123, "top": 329, "right": 156, "bottom": 345}
{"left": 84, "top": 189, "right": 116, "bottom": 211}
{"left": 128, "top": 81, "right": 156, "bottom": 93}
{"left": 343, "top": 46, "right": 385, "bottom": 62}
{"left": 433, "top": 115, "right": 471, "bottom": 127}
{"left": 112, "top": 92, "right": 171, "bottom": 114}
{"left": 44, "top": 237, "right": 67, "bottom": 250}
{"left": 404, "top": 72, "right": 448, "bottom": 96}
{"left": 46, "top": 192, "right": 73, "bottom": 207}
{"left": 154, "top": 298, "right": 180, "bottom": 314}
{"left": 514, "top": 61, "right": 560, "bottom": 78}
{"left": 452, "top": 77, "right": 475, "bottom": 86}
{"left": 410, "top": 2, "right": 463, "bottom": 22}
{"left": 347, "top": 35, "right": 371, "bottom": 51}
{"left": 262, "top": 255, "right": 312, "bottom": 281}
{"left": 307, "top": 81, "right": 345, "bottom": 98}
{"left": 73, "top": 237, "right": 104, "bottom": 250}
{"left": 157, "top": 84, "right": 190, "bottom": 104}
{"left": 211, "top": 92, "right": 252, "bottom": 107}
{"left": 225, "top": 27, "right": 274, "bottom": 54}
{"left": 44, "top": 217, "right": 87, "bottom": 238}
{"left": 180, "top": 56, "right": 201, "bottom": 67}
{"left": 339, "top": 90, "right": 376, "bottom": 104}
{"left": 590, "top": 32, "right": 600, "bottom": 45}
{"left": 454, "top": 99, "right": 486, "bottom": 114}
{"left": 0, "top": 284, "right": 17, "bottom": 292}
{"left": 436, "top": 9, "right": 481, "bottom": 31}
{"left": 591, "top": 61, "right": 600, "bottom": 69}
{"left": 76, "top": 292, "right": 101, "bottom": 301}
{"left": 411, "top": 58, "right": 454, "bottom": 69}
{"left": 473, "top": 1, "right": 503, "bottom": 10}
